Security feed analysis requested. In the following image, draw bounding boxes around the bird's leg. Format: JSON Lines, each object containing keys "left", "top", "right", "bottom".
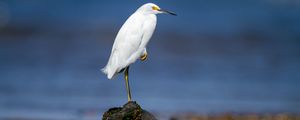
{"left": 140, "top": 49, "right": 148, "bottom": 61}
{"left": 124, "top": 66, "right": 132, "bottom": 101}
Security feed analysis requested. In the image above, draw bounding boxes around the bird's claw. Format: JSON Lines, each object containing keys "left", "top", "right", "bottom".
{"left": 140, "top": 53, "right": 147, "bottom": 61}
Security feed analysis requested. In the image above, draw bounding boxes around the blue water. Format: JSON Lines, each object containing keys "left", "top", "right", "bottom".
{"left": 0, "top": 0, "right": 300, "bottom": 119}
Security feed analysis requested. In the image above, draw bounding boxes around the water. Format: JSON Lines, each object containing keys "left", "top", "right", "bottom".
{"left": 0, "top": 0, "right": 300, "bottom": 119}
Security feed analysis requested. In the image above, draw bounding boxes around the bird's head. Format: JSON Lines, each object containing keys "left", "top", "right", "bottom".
{"left": 138, "top": 3, "right": 177, "bottom": 16}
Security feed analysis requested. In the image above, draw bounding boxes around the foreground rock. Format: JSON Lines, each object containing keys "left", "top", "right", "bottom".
{"left": 102, "top": 101, "right": 157, "bottom": 120}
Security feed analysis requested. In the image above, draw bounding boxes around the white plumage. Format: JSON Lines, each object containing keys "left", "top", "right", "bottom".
{"left": 102, "top": 3, "right": 176, "bottom": 79}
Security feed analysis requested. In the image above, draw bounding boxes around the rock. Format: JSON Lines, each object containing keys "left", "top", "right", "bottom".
{"left": 102, "top": 101, "right": 157, "bottom": 120}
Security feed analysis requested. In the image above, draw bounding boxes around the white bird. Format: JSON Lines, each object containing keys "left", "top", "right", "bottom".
{"left": 102, "top": 3, "right": 176, "bottom": 101}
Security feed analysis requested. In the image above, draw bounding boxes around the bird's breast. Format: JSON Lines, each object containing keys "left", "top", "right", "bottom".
{"left": 140, "top": 15, "right": 157, "bottom": 44}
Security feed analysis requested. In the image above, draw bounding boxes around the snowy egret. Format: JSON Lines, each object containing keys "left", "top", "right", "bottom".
{"left": 102, "top": 3, "right": 176, "bottom": 101}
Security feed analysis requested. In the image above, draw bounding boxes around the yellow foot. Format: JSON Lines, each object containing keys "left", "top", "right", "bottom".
{"left": 140, "top": 53, "right": 147, "bottom": 61}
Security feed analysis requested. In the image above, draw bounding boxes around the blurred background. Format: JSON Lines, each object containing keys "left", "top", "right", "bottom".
{"left": 0, "top": 0, "right": 300, "bottom": 119}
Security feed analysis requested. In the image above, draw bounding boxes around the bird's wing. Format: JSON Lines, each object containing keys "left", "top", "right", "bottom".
{"left": 112, "top": 12, "right": 144, "bottom": 61}
{"left": 104, "top": 12, "right": 145, "bottom": 77}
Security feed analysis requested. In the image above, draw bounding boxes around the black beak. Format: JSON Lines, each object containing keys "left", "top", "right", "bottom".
{"left": 159, "top": 9, "right": 177, "bottom": 16}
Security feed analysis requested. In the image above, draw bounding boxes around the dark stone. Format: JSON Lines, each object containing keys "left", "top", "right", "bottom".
{"left": 102, "top": 101, "right": 157, "bottom": 120}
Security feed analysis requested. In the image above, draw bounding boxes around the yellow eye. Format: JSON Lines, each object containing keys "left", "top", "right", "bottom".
{"left": 152, "top": 6, "right": 160, "bottom": 11}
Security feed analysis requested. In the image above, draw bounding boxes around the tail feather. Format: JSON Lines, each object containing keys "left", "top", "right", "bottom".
{"left": 107, "top": 73, "right": 114, "bottom": 79}
{"left": 101, "top": 67, "right": 107, "bottom": 75}
{"left": 102, "top": 51, "right": 120, "bottom": 80}
{"left": 102, "top": 66, "right": 116, "bottom": 80}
